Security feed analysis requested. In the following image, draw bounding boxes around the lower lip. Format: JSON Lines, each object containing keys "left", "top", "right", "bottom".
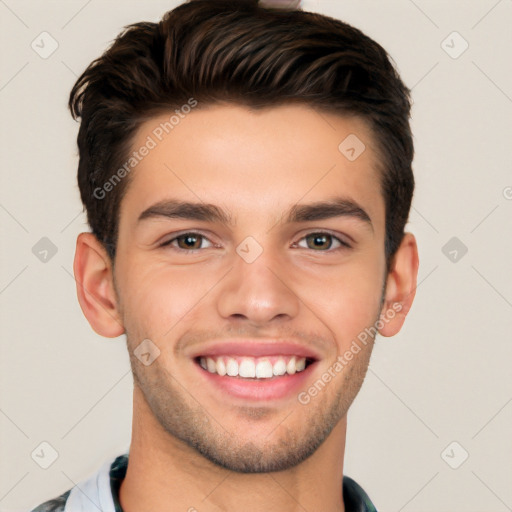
{"left": 194, "top": 360, "right": 316, "bottom": 401}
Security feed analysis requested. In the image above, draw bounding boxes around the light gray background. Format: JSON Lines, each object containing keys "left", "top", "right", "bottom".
{"left": 1, "top": 1, "right": 511, "bottom": 511}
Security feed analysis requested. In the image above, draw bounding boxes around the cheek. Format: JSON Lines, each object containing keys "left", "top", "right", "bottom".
{"left": 300, "top": 256, "right": 384, "bottom": 347}
{"left": 117, "top": 259, "right": 220, "bottom": 336}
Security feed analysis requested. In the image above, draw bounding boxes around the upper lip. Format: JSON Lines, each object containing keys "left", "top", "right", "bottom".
{"left": 188, "top": 340, "right": 321, "bottom": 361}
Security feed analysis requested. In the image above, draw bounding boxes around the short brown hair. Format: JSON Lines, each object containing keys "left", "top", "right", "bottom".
{"left": 69, "top": 0, "right": 414, "bottom": 270}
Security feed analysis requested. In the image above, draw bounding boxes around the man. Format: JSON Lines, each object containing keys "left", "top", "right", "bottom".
{"left": 30, "top": 0, "right": 419, "bottom": 510}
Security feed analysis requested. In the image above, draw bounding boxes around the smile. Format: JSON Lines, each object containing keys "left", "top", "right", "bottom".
{"left": 189, "top": 339, "right": 321, "bottom": 401}
{"left": 197, "top": 355, "right": 311, "bottom": 379}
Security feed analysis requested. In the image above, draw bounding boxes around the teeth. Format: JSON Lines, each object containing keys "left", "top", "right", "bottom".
{"left": 255, "top": 359, "right": 273, "bottom": 378}
{"left": 216, "top": 357, "right": 227, "bottom": 376}
{"left": 286, "top": 356, "right": 297, "bottom": 375}
{"left": 273, "top": 358, "right": 286, "bottom": 376}
{"left": 296, "top": 357, "right": 306, "bottom": 372}
{"left": 226, "top": 358, "right": 238, "bottom": 377}
{"left": 239, "top": 358, "right": 256, "bottom": 378}
{"left": 206, "top": 357, "right": 216, "bottom": 373}
{"left": 199, "top": 355, "right": 308, "bottom": 378}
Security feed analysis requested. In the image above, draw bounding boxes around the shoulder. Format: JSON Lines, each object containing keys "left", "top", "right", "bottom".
{"left": 343, "top": 475, "right": 378, "bottom": 512}
{"left": 29, "top": 489, "right": 71, "bottom": 512}
{"left": 27, "top": 451, "right": 128, "bottom": 512}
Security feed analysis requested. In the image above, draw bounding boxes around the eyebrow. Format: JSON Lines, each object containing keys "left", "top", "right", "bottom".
{"left": 137, "top": 197, "right": 373, "bottom": 231}
{"left": 286, "top": 198, "right": 372, "bottom": 229}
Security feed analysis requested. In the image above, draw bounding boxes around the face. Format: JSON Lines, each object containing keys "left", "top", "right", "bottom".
{"left": 112, "top": 104, "right": 389, "bottom": 472}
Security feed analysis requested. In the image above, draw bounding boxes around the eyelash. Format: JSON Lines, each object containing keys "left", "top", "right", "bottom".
{"left": 159, "top": 231, "right": 352, "bottom": 253}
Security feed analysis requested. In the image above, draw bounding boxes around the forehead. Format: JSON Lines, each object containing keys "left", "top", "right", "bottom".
{"left": 119, "top": 103, "right": 384, "bottom": 230}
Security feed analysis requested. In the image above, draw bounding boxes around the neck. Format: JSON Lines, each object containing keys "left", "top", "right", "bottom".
{"left": 119, "top": 387, "right": 346, "bottom": 512}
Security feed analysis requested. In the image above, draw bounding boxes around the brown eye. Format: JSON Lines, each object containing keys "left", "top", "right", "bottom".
{"left": 296, "top": 232, "right": 349, "bottom": 251}
{"left": 176, "top": 233, "right": 203, "bottom": 250}
{"left": 161, "top": 232, "right": 213, "bottom": 251}
{"left": 307, "top": 233, "right": 333, "bottom": 250}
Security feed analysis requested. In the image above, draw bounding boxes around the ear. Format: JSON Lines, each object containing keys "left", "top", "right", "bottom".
{"left": 378, "top": 232, "right": 419, "bottom": 337}
{"left": 73, "top": 232, "right": 125, "bottom": 338}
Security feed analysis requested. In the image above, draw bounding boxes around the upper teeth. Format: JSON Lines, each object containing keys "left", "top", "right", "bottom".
{"left": 199, "top": 356, "right": 307, "bottom": 378}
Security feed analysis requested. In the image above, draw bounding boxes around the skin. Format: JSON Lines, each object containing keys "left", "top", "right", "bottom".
{"left": 73, "top": 103, "right": 419, "bottom": 512}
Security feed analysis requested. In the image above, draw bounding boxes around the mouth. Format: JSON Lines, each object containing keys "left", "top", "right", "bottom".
{"left": 190, "top": 342, "right": 320, "bottom": 401}
{"left": 195, "top": 355, "right": 315, "bottom": 379}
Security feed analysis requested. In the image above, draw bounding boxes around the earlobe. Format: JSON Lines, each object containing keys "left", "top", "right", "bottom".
{"left": 73, "top": 232, "right": 125, "bottom": 338}
{"left": 378, "top": 232, "right": 419, "bottom": 337}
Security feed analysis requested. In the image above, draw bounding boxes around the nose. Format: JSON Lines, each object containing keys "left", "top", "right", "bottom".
{"left": 216, "top": 245, "right": 301, "bottom": 327}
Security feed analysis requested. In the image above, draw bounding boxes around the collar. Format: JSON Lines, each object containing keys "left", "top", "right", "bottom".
{"left": 109, "top": 453, "right": 377, "bottom": 512}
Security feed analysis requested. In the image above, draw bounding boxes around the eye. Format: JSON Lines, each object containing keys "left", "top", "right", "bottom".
{"left": 295, "top": 232, "right": 350, "bottom": 251}
{"left": 160, "top": 232, "right": 214, "bottom": 251}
